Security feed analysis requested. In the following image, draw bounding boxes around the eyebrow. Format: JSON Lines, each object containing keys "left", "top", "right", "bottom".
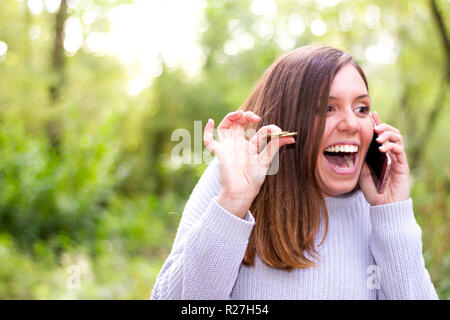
{"left": 329, "top": 94, "right": 370, "bottom": 100}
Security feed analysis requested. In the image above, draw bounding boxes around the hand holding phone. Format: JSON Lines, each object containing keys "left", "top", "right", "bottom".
{"left": 365, "top": 113, "right": 391, "bottom": 194}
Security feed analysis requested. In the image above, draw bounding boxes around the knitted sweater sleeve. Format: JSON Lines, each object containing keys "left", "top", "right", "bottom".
{"left": 150, "top": 157, "right": 255, "bottom": 300}
{"left": 369, "top": 199, "right": 439, "bottom": 299}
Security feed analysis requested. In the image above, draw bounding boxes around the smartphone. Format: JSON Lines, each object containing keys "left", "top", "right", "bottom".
{"left": 365, "top": 113, "right": 391, "bottom": 194}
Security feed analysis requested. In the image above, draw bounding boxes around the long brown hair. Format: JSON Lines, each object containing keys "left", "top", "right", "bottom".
{"left": 238, "top": 45, "right": 369, "bottom": 270}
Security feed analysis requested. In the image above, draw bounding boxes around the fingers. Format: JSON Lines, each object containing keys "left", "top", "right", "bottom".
{"left": 242, "top": 111, "right": 262, "bottom": 124}
{"left": 206, "top": 111, "right": 295, "bottom": 169}
{"left": 372, "top": 111, "right": 381, "bottom": 126}
{"left": 379, "top": 142, "right": 408, "bottom": 165}
{"left": 376, "top": 130, "right": 403, "bottom": 145}
{"left": 250, "top": 124, "right": 283, "bottom": 152}
{"left": 203, "top": 118, "right": 220, "bottom": 156}
{"left": 257, "top": 134, "right": 295, "bottom": 168}
{"left": 373, "top": 122, "right": 407, "bottom": 165}
{"left": 372, "top": 112, "right": 400, "bottom": 135}
{"left": 205, "top": 111, "right": 262, "bottom": 156}
{"left": 218, "top": 110, "right": 260, "bottom": 130}
{"left": 217, "top": 110, "right": 243, "bottom": 131}
{"left": 374, "top": 123, "right": 400, "bottom": 134}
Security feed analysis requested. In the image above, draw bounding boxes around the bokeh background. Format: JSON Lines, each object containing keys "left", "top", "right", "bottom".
{"left": 0, "top": 0, "right": 448, "bottom": 299}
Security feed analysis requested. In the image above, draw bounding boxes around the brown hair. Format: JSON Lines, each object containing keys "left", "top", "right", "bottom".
{"left": 238, "top": 45, "right": 368, "bottom": 270}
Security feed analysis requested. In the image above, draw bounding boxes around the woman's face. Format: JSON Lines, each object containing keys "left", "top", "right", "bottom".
{"left": 316, "top": 63, "right": 373, "bottom": 197}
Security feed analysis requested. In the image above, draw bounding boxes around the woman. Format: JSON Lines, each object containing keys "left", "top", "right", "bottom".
{"left": 151, "top": 45, "right": 438, "bottom": 299}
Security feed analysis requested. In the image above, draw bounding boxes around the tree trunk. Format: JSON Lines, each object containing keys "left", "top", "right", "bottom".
{"left": 407, "top": 0, "right": 449, "bottom": 169}
{"left": 47, "top": 0, "right": 68, "bottom": 150}
{"left": 50, "top": 0, "right": 68, "bottom": 102}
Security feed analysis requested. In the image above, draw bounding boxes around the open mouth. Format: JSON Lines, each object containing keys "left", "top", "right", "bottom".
{"left": 323, "top": 144, "right": 359, "bottom": 175}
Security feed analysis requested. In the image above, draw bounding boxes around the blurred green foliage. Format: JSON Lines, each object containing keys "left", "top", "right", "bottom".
{"left": 0, "top": 0, "right": 448, "bottom": 299}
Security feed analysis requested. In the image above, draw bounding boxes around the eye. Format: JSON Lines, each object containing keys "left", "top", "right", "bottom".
{"left": 327, "top": 105, "right": 335, "bottom": 113}
{"left": 355, "top": 106, "right": 370, "bottom": 115}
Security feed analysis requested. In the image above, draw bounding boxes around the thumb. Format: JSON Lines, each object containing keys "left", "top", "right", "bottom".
{"left": 358, "top": 162, "right": 376, "bottom": 195}
{"left": 257, "top": 137, "right": 294, "bottom": 168}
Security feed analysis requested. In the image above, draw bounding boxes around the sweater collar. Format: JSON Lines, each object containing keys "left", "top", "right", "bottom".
{"left": 323, "top": 188, "right": 364, "bottom": 210}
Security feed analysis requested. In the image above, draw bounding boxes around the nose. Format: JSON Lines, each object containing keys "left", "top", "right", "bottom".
{"left": 337, "top": 110, "right": 359, "bottom": 134}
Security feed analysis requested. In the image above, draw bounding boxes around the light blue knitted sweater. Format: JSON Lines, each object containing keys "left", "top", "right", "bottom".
{"left": 151, "top": 157, "right": 438, "bottom": 300}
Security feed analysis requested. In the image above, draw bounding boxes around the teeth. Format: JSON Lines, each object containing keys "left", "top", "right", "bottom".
{"left": 325, "top": 145, "right": 358, "bottom": 153}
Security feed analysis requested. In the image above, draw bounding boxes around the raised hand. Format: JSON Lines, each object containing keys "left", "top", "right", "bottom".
{"left": 204, "top": 110, "right": 295, "bottom": 218}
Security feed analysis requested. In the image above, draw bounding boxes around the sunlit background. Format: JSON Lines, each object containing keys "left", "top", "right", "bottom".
{"left": 14, "top": 0, "right": 400, "bottom": 96}
{"left": 0, "top": 0, "right": 448, "bottom": 299}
